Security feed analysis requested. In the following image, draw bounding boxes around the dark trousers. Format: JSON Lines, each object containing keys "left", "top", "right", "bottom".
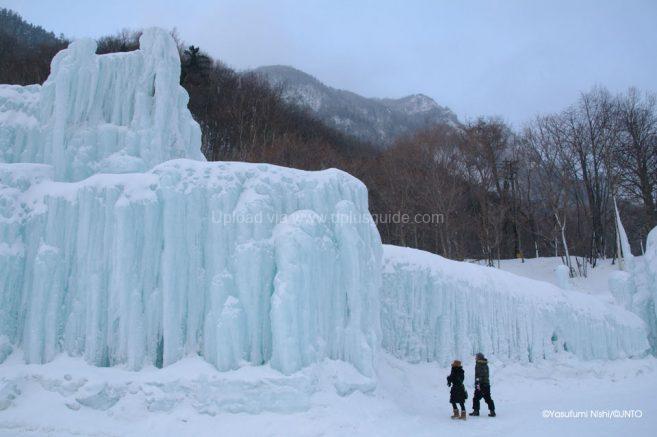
{"left": 472, "top": 384, "right": 495, "bottom": 412}
{"left": 451, "top": 401, "right": 465, "bottom": 411}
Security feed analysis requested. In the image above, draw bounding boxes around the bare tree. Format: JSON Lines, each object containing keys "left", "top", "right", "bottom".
{"left": 613, "top": 88, "right": 657, "bottom": 234}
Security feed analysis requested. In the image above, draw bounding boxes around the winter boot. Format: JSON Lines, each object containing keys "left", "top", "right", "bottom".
{"left": 451, "top": 409, "right": 459, "bottom": 419}
{"left": 488, "top": 411, "right": 496, "bottom": 417}
{"left": 469, "top": 411, "right": 479, "bottom": 416}
{"left": 460, "top": 410, "right": 467, "bottom": 420}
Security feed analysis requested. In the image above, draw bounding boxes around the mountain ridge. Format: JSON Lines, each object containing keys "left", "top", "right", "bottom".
{"left": 254, "top": 65, "right": 458, "bottom": 148}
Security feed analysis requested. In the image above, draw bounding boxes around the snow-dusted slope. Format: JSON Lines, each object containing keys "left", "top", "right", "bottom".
{"left": 0, "top": 29, "right": 381, "bottom": 377}
{"left": 381, "top": 245, "right": 649, "bottom": 364}
{"left": 0, "top": 28, "right": 203, "bottom": 181}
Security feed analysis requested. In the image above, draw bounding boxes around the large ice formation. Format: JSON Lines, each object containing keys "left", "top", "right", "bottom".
{"left": 381, "top": 245, "right": 649, "bottom": 364}
{"left": 0, "top": 29, "right": 381, "bottom": 376}
{"left": 0, "top": 160, "right": 381, "bottom": 375}
{"left": 0, "top": 28, "right": 203, "bottom": 181}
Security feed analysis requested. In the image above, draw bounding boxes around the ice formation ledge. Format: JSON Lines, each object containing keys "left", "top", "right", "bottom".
{"left": 0, "top": 160, "right": 382, "bottom": 375}
{"left": 381, "top": 245, "right": 649, "bottom": 364}
{"left": 0, "top": 28, "right": 203, "bottom": 181}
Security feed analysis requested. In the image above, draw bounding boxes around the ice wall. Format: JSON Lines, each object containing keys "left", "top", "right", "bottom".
{"left": 0, "top": 29, "right": 381, "bottom": 376}
{"left": 381, "top": 245, "right": 649, "bottom": 364}
{"left": 0, "top": 28, "right": 203, "bottom": 181}
{"left": 0, "top": 160, "right": 381, "bottom": 375}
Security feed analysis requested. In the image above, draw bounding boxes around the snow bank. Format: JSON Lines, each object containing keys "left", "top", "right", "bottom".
{"left": 0, "top": 160, "right": 381, "bottom": 375}
{"left": 381, "top": 245, "right": 649, "bottom": 364}
{"left": 0, "top": 28, "right": 203, "bottom": 181}
{"left": 0, "top": 354, "right": 375, "bottom": 417}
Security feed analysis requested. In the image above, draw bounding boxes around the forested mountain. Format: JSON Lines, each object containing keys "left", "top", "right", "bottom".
{"left": 255, "top": 65, "right": 458, "bottom": 148}
{"left": 0, "top": 8, "right": 67, "bottom": 84}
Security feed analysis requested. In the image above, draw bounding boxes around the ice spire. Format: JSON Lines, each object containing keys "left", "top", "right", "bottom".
{"left": 0, "top": 28, "right": 203, "bottom": 181}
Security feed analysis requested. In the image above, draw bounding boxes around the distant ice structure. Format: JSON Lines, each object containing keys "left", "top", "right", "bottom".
{"left": 636, "top": 227, "right": 657, "bottom": 352}
{"left": 381, "top": 245, "right": 649, "bottom": 364}
{"left": 0, "top": 28, "right": 203, "bottom": 181}
{"left": 554, "top": 264, "right": 572, "bottom": 290}
{"left": 610, "top": 205, "right": 657, "bottom": 353}
{"left": 0, "top": 29, "right": 381, "bottom": 376}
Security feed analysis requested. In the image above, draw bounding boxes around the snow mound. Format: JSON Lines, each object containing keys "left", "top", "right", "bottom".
{"left": 0, "top": 355, "right": 375, "bottom": 417}
{"left": 381, "top": 245, "right": 649, "bottom": 364}
{"left": 0, "top": 160, "right": 381, "bottom": 376}
{"left": 0, "top": 28, "right": 203, "bottom": 181}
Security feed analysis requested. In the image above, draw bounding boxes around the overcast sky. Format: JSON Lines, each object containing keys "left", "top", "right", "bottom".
{"left": 2, "top": 0, "right": 656, "bottom": 125}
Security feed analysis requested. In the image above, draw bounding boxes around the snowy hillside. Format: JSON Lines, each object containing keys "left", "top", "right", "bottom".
{"left": 254, "top": 65, "right": 458, "bottom": 147}
{"left": 483, "top": 257, "right": 619, "bottom": 299}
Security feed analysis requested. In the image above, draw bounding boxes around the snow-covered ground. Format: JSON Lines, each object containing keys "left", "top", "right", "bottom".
{"left": 1, "top": 352, "right": 655, "bottom": 436}
{"left": 480, "top": 257, "right": 622, "bottom": 301}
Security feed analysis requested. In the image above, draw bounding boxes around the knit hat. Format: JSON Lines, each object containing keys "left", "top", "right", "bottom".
{"left": 475, "top": 352, "right": 485, "bottom": 360}
{"left": 452, "top": 360, "right": 462, "bottom": 367}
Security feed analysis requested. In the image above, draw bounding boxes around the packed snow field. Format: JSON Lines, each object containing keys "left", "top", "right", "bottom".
{"left": 1, "top": 353, "right": 656, "bottom": 436}
{"left": 1, "top": 28, "right": 657, "bottom": 436}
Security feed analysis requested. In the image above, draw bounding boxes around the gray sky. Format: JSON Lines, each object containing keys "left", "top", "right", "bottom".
{"left": 2, "top": 0, "right": 656, "bottom": 125}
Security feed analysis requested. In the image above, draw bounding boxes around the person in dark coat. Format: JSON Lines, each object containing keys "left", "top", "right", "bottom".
{"left": 470, "top": 352, "right": 496, "bottom": 417}
{"left": 446, "top": 359, "right": 468, "bottom": 420}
